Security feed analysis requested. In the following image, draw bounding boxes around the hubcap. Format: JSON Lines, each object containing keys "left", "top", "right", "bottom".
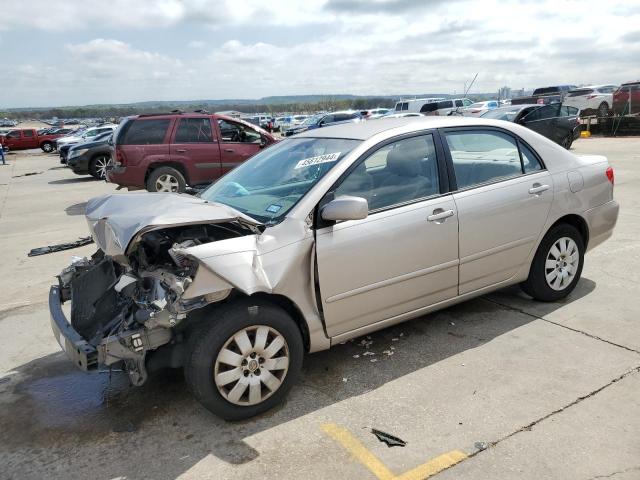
{"left": 214, "top": 325, "right": 290, "bottom": 406}
{"left": 95, "top": 156, "right": 108, "bottom": 179}
{"left": 43, "top": 144, "right": 52, "bottom": 152}
{"left": 545, "top": 237, "right": 579, "bottom": 291}
{"left": 155, "top": 174, "right": 179, "bottom": 192}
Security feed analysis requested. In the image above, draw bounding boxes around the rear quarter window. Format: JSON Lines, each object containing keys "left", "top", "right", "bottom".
{"left": 120, "top": 119, "right": 171, "bottom": 145}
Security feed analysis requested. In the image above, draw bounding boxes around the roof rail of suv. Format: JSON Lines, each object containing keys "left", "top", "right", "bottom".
{"left": 138, "top": 111, "right": 185, "bottom": 118}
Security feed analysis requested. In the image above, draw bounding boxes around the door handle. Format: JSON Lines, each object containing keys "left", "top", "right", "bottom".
{"left": 176, "top": 149, "right": 187, "bottom": 153}
{"left": 529, "top": 183, "right": 550, "bottom": 195}
{"left": 427, "top": 209, "right": 455, "bottom": 222}
{"left": 224, "top": 149, "right": 235, "bottom": 153}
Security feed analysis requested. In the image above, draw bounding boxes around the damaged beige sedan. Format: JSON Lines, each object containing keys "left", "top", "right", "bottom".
{"left": 50, "top": 117, "right": 618, "bottom": 420}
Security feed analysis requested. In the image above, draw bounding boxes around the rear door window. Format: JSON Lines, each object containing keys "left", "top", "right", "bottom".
{"left": 444, "top": 130, "right": 522, "bottom": 189}
{"left": 174, "top": 118, "right": 214, "bottom": 143}
{"left": 455, "top": 100, "right": 463, "bottom": 107}
{"left": 121, "top": 119, "right": 171, "bottom": 145}
{"left": 23, "top": 130, "right": 34, "bottom": 137}
{"left": 523, "top": 104, "right": 561, "bottom": 122}
{"left": 437, "top": 100, "right": 454, "bottom": 109}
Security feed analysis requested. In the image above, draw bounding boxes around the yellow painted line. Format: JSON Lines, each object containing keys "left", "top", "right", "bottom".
{"left": 322, "top": 423, "right": 395, "bottom": 480}
{"left": 322, "top": 423, "right": 468, "bottom": 480}
{"left": 396, "top": 450, "right": 468, "bottom": 480}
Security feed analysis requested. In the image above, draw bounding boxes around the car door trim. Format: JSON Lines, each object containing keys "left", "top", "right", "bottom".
{"left": 325, "top": 258, "right": 460, "bottom": 304}
{"left": 459, "top": 235, "right": 537, "bottom": 265}
{"left": 195, "top": 162, "right": 219, "bottom": 169}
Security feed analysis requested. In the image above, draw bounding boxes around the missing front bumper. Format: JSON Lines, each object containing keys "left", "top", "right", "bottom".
{"left": 49, "top": 285, "right": 98, "bottom": 371}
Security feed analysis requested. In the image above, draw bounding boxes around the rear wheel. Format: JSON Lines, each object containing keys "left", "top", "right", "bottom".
{"left": 598, "top": 102, "right": 610, "bottom": 118}
{"left": 41, "top": 141, "right": 54, "bottom": 153}
{"left": 184, "top": 300, "right": 303, "bottom": 420}
{"left": 89, "top": 154, "right": 109, "bottom": 180}
{"left": 561, "top": 134, "right": 573, "bottom": 150}
{"left": 521, "top": 224, "right": 584, "bottom": 302}
{"left": 146, "top": 166, "right": 186, "bottom": 193}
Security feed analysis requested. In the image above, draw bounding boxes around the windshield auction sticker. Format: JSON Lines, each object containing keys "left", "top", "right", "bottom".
{"left": 294, "top": 152, "right": 341, "bottom": 169}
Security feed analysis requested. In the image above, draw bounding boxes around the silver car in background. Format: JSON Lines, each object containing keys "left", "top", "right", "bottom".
{"left": 50, "top": 117, "right": 618, "bottom": 420}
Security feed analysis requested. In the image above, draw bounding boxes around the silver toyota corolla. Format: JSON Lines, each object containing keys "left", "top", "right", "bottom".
{"left": 50, "top": 117, "right": 619, "bottom": 420}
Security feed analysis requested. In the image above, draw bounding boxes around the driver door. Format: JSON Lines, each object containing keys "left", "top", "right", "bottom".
{"left": 215, "top": 118, "right": 264, "bottom": 174}
{"left": 315, "top": 133, "right": 459, "bottom": 337}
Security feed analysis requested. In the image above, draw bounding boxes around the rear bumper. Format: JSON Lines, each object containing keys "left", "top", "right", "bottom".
{"left": 584, "top": 199, "right": 619, "bottom": 252}
{"left": 106, "top": 164, "right": 146, "bottom": 188}
{"left": 49, "top": 285, "right": 98, "bottom": 371}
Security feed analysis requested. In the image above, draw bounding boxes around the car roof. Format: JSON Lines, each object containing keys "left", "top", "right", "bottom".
{"left": 294, "top": 116, "right": 521, "bottom": 140}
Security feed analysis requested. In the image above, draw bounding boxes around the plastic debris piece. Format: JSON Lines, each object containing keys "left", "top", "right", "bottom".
{"left": 28, "top": 236, "right": 94, "bottom": 257}
{"left": 399, "top": 333, "right": 404, "bottom": 337}
{"left": 353, "top": 355, "right": 360, "bottom": 359}
{"left": 370, "top": 358, "right": 378, "bottom": 363}
{"left": 474, "top": 441, "right": 489, "bottom": 451}
{"left": 362, "top": 351, "right": 375, "bottom": 356}
{"left": 371, "top": 429, "right": 407, "bottom": 448}
{"left": 450, "top": 322, "right": 456, "bottom": 326}
{"left": 391, "top": 338, "right": 399, "bottom": 342}
{"left": 342, "top": 377, "right": 348, "bottom": 383}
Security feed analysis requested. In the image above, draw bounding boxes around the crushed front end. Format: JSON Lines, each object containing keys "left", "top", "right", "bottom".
{"left": 50, "top": 193, "right": 261, "bottom": 385}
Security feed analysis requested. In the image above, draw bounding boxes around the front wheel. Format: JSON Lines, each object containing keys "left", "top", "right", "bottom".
{"left": 146, "top": 166, "right": 186, "bottom": 193}
{"left": 184, "top": 300, "right": 303, "bottom": 420}
{"left": 89, "top": 155, "right": 109, "bottom": 180}
{"left": 521, "top": 224, "right": 584, "bottom": 302}
{"left": 597, "top": 102, "right": 610, "bottom": 118}
{"left": 561, "top": 134, "right": 573, "bottom": 150}
{"left": 41, "top": 141, "right": 54, "bottom": 153}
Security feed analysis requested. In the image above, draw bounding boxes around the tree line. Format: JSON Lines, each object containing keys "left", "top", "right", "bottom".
{"left": 0, "top": 97, "right": 398, "bottom": 120}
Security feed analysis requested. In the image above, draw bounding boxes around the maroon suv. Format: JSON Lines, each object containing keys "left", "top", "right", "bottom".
{"left": 107, "top": 113, "right": 277, "bottom": 192}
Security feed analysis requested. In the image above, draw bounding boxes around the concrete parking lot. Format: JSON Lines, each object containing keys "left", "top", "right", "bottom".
{"left": 0, "top": 137, "right": 639, "bottom": 480}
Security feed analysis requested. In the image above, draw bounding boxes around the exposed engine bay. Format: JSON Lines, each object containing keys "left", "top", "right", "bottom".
{"left": 57, "top": 222, "right": 253, "bottom": 385}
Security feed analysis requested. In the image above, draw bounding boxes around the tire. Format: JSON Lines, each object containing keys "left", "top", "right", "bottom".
{"left": 89, "top": 154, "right": 109, "bottom": 180}
{"left": 184, "top": 300, "right": 303, "bottom": 421}
{"left": 146, "top": 166, "right": 186, "bottom": 193}
{"left": 521, "top": 224, "right": 585, "bottom": 302}
{"left": 597, "top": 102, "right": 610, "bottom": 118}
{"left": 41, "top": 141, "right": 54, "bottom": 153}
{"left": 561, "top": 134, "right": 573, "bottom": 150}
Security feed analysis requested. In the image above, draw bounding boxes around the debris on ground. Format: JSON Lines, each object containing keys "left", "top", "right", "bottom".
{"left": 474, "top": 441, "right": 489, "bottom": 451}
{"left": 352, "top": 354, "right": 360, "bottom": 359}
{"left": 342, "top": 377, "right": 348, "bottom": 383}
{"left": 370, "top": 358, "right": 378, "bottom": 362}
{"left": 12, "top": 171, "right": 43, "bottom": 178}
{"left": 391, "top": 337, "right": 399, "bottom": 342}
{"left": 362, "top": 351, "right": 375, "bottom": 356}
{"left": 27, "top": 236, "right": 94, "bottom": 256}
{"left": 371, "top": 429, "right": 407, "bottom": 448}
{"left": 382, "top": 350, "right": 394, "bottom": 356}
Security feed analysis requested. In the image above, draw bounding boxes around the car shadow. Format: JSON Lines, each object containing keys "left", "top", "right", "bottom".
{"left": 65, "top": 202, "right": 87, "bottom": 216}
{"left": 48, "top": 177, "right": 96, "bottom": 185}
{"left": 0, "top": 279, "right": 597, "bottom": 478}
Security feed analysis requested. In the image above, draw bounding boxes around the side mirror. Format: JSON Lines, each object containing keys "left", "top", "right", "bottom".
{"left": 321, "top": 196, "right": 368, "bottom": 222}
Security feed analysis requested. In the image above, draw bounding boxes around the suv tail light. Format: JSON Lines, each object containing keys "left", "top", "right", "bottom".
{"left": 115, "top": 149, "right": 126, "bottom": 166}
{"left": 606, "top": 166, "right": 614, "bottom": 185}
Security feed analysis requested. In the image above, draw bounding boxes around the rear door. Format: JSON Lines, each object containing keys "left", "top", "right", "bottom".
{"left": 521, "top": 104, "right": 563, "bottom": 143}
{"left": 215, "top": 118, "right": 264, "bottom": 174}
{"left": 22, "top": 130, "right": 38, "bottom": 148}
{"left": 170, "top": 117, "right": 221, "bottom": 185}
{"left": 442, "top": 128, "right": 553, "bottom": 294}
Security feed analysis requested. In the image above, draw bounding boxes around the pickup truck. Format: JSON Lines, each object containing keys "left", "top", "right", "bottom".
{"left": 511, "top": 85, "right": 577, "bottom": 106}
{"left": 0, "top": 128, "right": 71, "bottom": 153}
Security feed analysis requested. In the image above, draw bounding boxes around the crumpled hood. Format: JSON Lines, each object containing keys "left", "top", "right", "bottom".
{"left": 85, "top": 192, "right": 262, "bottom": 258}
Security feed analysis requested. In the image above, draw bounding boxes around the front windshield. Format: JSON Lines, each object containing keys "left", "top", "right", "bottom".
{"left": 200, "top": 137, "right": 361, "bottom": 224}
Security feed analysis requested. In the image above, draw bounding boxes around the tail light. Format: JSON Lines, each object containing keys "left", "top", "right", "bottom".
{"left": 115, "top": 149, "right": 125, "bottom": 166}
{"left": 606, "top": 166, "right": 614, "bottom": 185}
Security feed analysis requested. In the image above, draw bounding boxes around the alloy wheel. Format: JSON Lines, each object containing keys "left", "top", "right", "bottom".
{"left": 545, "top": 237, "right": 579, "bottom": 291}
{"left": 95, "top": 156, "right": 109, "bottom": 179}
{"left": 214, "top": 325, "right": 290, "bottom": 406}
{"left": 155, "top": 174, "right": 180, "bottom": 192}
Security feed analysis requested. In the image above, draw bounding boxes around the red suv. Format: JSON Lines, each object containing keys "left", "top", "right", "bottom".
{"left": 107, "top": 113, "right": 277, "bottom": 192}
{"left": 612, "top": 80, "right": 640, "bottom": 116}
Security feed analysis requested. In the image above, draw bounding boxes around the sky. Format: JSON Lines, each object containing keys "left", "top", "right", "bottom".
{"left": 0, "top": 0, "right": 639, "bottom": 108}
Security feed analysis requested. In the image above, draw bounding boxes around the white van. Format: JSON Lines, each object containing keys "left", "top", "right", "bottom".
{"left": 394, "top": 98, "right": 446, "bottom": 113}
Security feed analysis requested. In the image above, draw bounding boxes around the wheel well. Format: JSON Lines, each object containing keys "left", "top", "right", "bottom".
{"left": 145, "top": 162, "right": 190, "bottom": 185}
{"left": 550, "top": 214, "right": 589, "bottom": 248}
{"left": 40, "top": 140, "right": 52, "bottom": 146}
{"left": 248, "top": 293, "right": 311, "bottom": 352}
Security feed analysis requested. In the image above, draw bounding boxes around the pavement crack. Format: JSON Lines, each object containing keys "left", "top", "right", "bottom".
{"left": 588, "top": 466, "right": 640, "bottom": 479}
{"left": 464, "top": 366, "right": 640, "bottom": 463}
{"left": 481, "top": 297, "right": 640, "bottom": 355}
